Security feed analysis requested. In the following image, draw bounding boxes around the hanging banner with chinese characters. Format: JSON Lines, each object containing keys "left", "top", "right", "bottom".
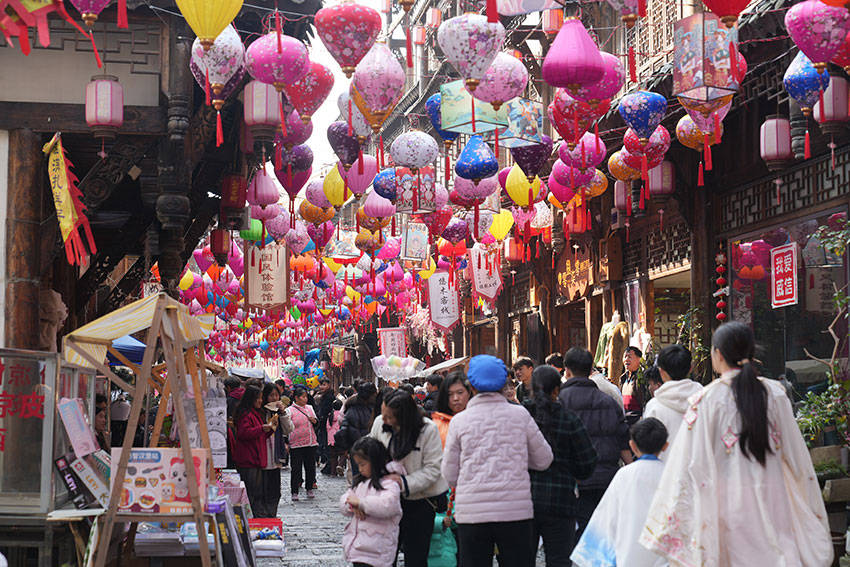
{"left": 468, "top": 244, "right": 503, "bottom": 304}
{"left": 244, "top": 241, "right": 290, "bottom": 311}
{"left": 43, "top": 133, "right": 97, "bottom": 266}
{"left": 771, "top": 242, "right": 798, "bottom": 308}
{"left": 378, "top": 327, "right": 407, "bottom": 358}
{"left": 427, "top": 271, "right": 460, "bottom": 334}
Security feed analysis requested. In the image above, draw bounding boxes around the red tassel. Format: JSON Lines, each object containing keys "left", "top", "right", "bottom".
{"left": 445, "top": 152, "right": 450, "bottom": 186}
{"left": 698, "top": 161, "right": 704, "bottom": 187}
{"left": 487, "top": 0, "right": 498, "bottom": 23}
{"left": 216, "top": 112, "right": 224, "bottom": 147}
{"left": 572, "top": 106, "right": 579, "bottom": 145}
{"left": 89, "top": 30, "right": 103, "bottom": 68}
{"left": 714, "top": 113, "right": 721, "bottom": 142}
{"left": 414, "top": 172, "right": 420, "bottom": 212}
{"left": 729, "top": 40, "right": 738, "bottom": 83}
{"left": 804, "top": 129, "right": 811, "bottom": 159}
{"left": 348, "top": 100, "right": 353, "bottom": 137}
{"left": 275, "top": 144, "right": 282, "bottom": 171}
{"left": 535, "top": 240, "right": 540, "bottom": 258}
{"left": 704, "top": 135, "right": 712, "bottom": 170}
{"left": 638, "top": 0, "right": 646, "bottom": 17}
{"left": 287, "top": 162, "right": 293, "bottom": 188}
{"left": 471, "top": 96, "right": 476, "bottom": 133}
{"left": 279, "top": 94, "right": 288, "bottom": 138}
{"left": 628, "top": 45, "right": 636, "bottom": 83}
{"left": 527, "top": 186, "right": 533, "bottom": 208}
{"left": 406, "top": 26, "right": 413, "bottom": 68}
{"left": 205, "top": 68, "right": 211, "bottom": 106}
{"left": 117, "top": 0, "right": 128, "bottom": 28}
{"left": 276, "top": 11, "right": 283, "bottom": 53}
{"left": 819, "top": 90, "right": 825, "bottom": 120}
{"left": 358, "top": 150, "right": 364, "bottom": 174}
{"left": 474, "top": 204, "right": 480, "bottom": 240}
{"left": 586, "top": 206, "right": 591, "bottom": 231}
{"left": 392, "top": 215, "right": 396, "bottom": 236}
{"left": 379, "top": 135, "right": 385, "bottom": 168}
{"left": 594, "top": 122, "right": 601, "bottom": 152}
{"left": 641, "top": 154, "right": 648, "bottom": 181}
{"left": 494, "top": 128, "right": 499, "bottom": 159}
{"left": 626, "top": 184, "right": 633, "bottom": 216}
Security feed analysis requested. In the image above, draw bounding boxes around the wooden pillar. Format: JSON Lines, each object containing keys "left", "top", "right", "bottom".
{"left": 691, "top": 180, "right": 714, "bottom": 381}
{"left": 5, "top": 129, "right": 42, "bottom": 349}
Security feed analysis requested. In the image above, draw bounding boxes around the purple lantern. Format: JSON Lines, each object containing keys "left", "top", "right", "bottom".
{"left": 327, "top": 121, "right": 361, "bottom": 170}
{"left": 510, "top": 135, "right": 553, "bottom": 182}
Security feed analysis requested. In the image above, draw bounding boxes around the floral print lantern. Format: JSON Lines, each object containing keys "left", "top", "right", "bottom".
{"left": 472, "top": 52, "right": 529, "bottom": 111}
{"left": 437, "top": 14, "right": 506, "bottom": 92}
{"left": 568, "top": 51, "right": 624, "bottom": 104}
{"left": 351, "top": 42, "right": 406, "bottom": 133}
{"left": 246, "top": 32, "right": 309, "bottom": 92}
{"left": 327, "top": 121, "right": 361, "bottom": 170}
{"left": 190, "top": 24, "right": 245, "bottom": 146}
{"left": 549, "top": 88, "right": 610, "bottom": 147}
{"left": 390, "top": 130, "right": 439, "bottom": 174}
{"left": 618, "top": 90, "right": 667, "bottom": 142}
{"left": 783, "top": 51, "right": 830, "bottom": 116}
{"left": 785, "top": 0, "right": 850, "bottom": 74}
{"left": 338, "top": 92, "right": 372, "bottom": 143}
{"left": 510, "top": 135, "right": 553, "bottom": 182}
{"left": 542, "top": 16, "right": 604, "bottom": 91}
{"left": 455, "top": 135, "right": 499, "bottom": 183}
{"left": 284, "top": 61, "right": 334, "bottom": 124}
{"left": 314, "top": 2, "right": 382, "bottom": 78}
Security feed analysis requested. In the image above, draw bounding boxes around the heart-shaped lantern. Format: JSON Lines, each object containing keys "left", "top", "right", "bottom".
{"left": 314, "top": 2, "right": 382, "bottom": 78}
{"left": 247, "top": 168, "right": 279, "bottom": 208}
{"left": 363, "top": 190, "right": 396, "bottom": 219}
{"left": 338, "top": 154, "right": 378, "bottom": 197}
{"left": 509, "top": 135, "right": 553, "bottom": 183}
{"left": 783, "top": 51, "right": 830, "bottom": 115}
{"left": 505, "top": 164, "right": 542, "bottom": 208}
{"left": 557, "top": 132, "right": 606, "bottom": 172}
{"left": 246, "top": 32, "right": 309, "bottom": 91}
{"left": 284, "top": 61, "right": 334, "bottom": 123}
{"left": 437, "top": 14, "right": 506, "bottom": 91}
{"left": 351, "top": 43, "right": 406, "bottom": 132}
{"left": 422, "top": 206, "right": 453, "bottom": 239}
{"left": 785, "top": 0, "right": 850, "bottom": 73}
{"left": 542, "top": 16, "right": 605, "bottom": 91}
{"left": 472, "top": 52, "right": 529, "bottom": 110}
{"left": 551, "top": 159, "right": 595, "bottom": 189}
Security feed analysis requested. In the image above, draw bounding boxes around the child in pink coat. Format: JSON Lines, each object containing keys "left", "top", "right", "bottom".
{"left": 339, "top": 437, "right": 403, "bottom": 567}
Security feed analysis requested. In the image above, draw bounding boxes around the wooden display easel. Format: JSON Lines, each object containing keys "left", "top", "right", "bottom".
{"left": 64, "top": 295, "right": 214, "bottom": 567}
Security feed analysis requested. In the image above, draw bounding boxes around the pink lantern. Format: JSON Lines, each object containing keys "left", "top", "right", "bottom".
{"left": 85, "top": 75, "right": 123, "bottom": 139}
{"left": 568, "top": 51, "right": 625, "bottom": 104}
{"left": 785, "top": 0, "right": 850, "bottom": 73}
{"left": 427, "top": 7, "right": 442, "bottom": 27}
{"left": 613, "top": 180, "right": 629, "bottom": 210}
{"left": 437, "top": 14, "right": 506, "bottom": 91}
{"left": 338, "top": 155, "right": 378, "bottom": 197}
{"left": 283, "top": 61, "right": 335, "bottom": 123}
{"left": 314, "top": 2, "right": 383, "bottom": 78}
{"left": 759, "top": 116, "right": 793, "bottom": 172}
{"left": 243, "top": 80, "right": 280, "bottom": 143}
{"left": 541, "top": 17, "right": 604, "bottom": 91}
{"left": 363, "top": 190, "right": 396, "bottom": 218}
{"left": 246, "top": 32, "right": 310, "bottom": 91}
{"left": 276, "top": 110, "right": 313, "bottom": 150}
{"left": 247, "top": 169, "right": 279, "bottom": 208}
{"left": 814, "top": 76, "right": 849, "bottom": 134}
{"left": 190, "top": 25, "right": 245, "bottom": 111}
{"left": 624, "top": 125, "right": 672, "bottom": 159}
{"left": 68, "top": 0, "right": 113, "bottom": 27}
{"left": 548, "top": 175, "right": 575, "bottom": 205}
{"left": 551, "top": 159, "right": 594, "bottom": 188}
{"left": 454, "top": 174, "right": 498, "bottom": 201}
{"left": 647, "top": 161, "right": 674, "bottom": 197}
{"left": 558, "top": 132, "right": 607, "bottom": 170}
{"left": 305, "top": 179, "right": 332, "bottom": 208}
{"left": 472, "top": 52, "right": 529, "bottom": 111}
{"left": 542, "top": 9, "right": 563, "bottom": 35}
{"left": 351, "top": 43, "right": 406, "bottom": 132}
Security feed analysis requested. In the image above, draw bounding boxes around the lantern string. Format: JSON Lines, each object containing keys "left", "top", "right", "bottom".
{"left": 405, "top": 23, "right": 413, "bottom": 68}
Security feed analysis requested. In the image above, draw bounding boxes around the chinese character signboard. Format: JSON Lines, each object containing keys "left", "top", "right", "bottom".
{"left": 771, "top": 243, "right": 798, "bottom": 308}
{"left": 556, "top": 247, "right": 593, "bottom": 301}
{"left": 468, "top": 245, "right": 503, "bottom": 304}
{"left": 378, "top": 327, "right": 407, "bottom": 358}
{"left": 427, "top": 271, "right": 461, "bottom": 333}
{"left": 244, "top": 241, "right": 289, "bottom": 311}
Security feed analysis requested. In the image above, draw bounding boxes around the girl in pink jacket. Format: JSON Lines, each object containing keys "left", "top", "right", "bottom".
{"left": 340, "top": 437, "right": 403, "bottom": 567}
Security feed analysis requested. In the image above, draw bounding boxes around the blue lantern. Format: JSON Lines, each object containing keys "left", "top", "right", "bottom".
{"left": 425, "top": 93, "right": 460, "bottom": 145}
{"left": 455, "top": 135, "right": 499, "bottom": 182}
{"left": 618, "top": 91, "right": 667, "bottom": 141}
{"left": 373, "top": 168, "right": 397, "bottom": 201}
{"left": 783, "top": 51, "right": 830, "bottom": 115}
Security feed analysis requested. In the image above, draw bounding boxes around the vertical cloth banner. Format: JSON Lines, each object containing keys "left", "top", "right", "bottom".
{"left": 244, "top": 241, "right": 290, "bottom": 311}
{"left": 427, "top": 271, "right": 460, "bottom": 333}
{"left": 331, "top": 346, "right": 345, "bottom": 367}
{"left": 468, "top": 244, "right": 503, "bottom": 304}
{"left": 378, "top": 327, "right": 407, "bottom": 358}
{"left": 43, "top": 133, "right": 97, "bottom": 266}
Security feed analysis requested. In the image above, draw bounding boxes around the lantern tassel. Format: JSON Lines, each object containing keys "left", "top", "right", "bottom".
{"left": 487, "top": 0, "right": 498, "bottom": 23}
{"left": 205, "top": 68, "right": 211, "bottom": 106}
{"left": 819, "top": 90, "right": 825, "bottom": 121}
{"left": 406, "top": 26, "right": 413, "bottom": 68}
{"left": 474, "top": 204, "right": 480, "bottom": 240}
{"left": 594, "top": 122, "right": 601, "bottom": 152}
{"left": 698, "top": 161, "right": 704, "bottom": 187}
{"left": 804, "top": 129, "right": 811, "bottom": 160}
{"left": 445, "top": 151, "right": 450, "bottom": 186}
{"left": 88, "top": 30, "right": 103, "bottom": 68}
{"left": 494, "top": 128, "right": 499, "bottom": 159}
{"left": 572, "top": 106, "right": 579, "bottom": 145}
{"left": 348, "top": 99, "right": 353, "bottom": 137}
{"left": 659, "top": 208, "right": 664, "bottom": 230}
{"left": 414, "top": 171, "right": 420, "bottom": 213}
{"left": 628, "top": 45, "right": 636, "bottom": 83}
{"left": 358, "top": 149, "right": 364, "bottom": 174}
{"left": 704, "top": 135, "right": 712, "bottom": 170}
{"left": 641, "top": 154, "right": 648, "bottom": 181}
{"left": 626, "top": 184, "right": 633, "bottom": 216}
{"left": 379, "top": 135, "right": 385, "bottom": 168}
{"left": 279, "top": 93, "right": 288, "bottom": 138}
{"left": 714, "top": 112, "right": 722, "bottom": 142}
{"left": 117, "top": 0, "right": 128, "bottom": 28}
{"left": 638, "top": 0, "right": 646, "bottom": 17}
{"left": 536, "top": 239, "right": 540, "bottom": 258}
{"left": 216, "top": 111, "right": 224, "bottom": 147}
{"left": 639, "top": 184, "right": 645, "bottom": 210}
{"left": 729, "top": 41, "right": 739, "bottom": 83}
{"left": 275, "top": 144, "right": 282, "bottom": 171}
{"left": 471, "top": 96, "right": 476, "bottom": 133}
{"left": 392, "top": 215, "right": 396, "bottom": 236}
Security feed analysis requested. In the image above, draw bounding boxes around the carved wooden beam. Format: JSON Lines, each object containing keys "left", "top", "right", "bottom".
{"left": 78, "top": 137, "right": 160, "bottom": 211}
{"left": 0, "top": 103, "right": 166, "bottom": 135}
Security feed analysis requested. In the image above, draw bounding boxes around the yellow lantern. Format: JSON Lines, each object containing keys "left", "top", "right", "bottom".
{"left": 299, "top": 200, "right": 335, "bottom": 224}
{"left": 548, "top": 193, "right": 564, "bottom": 210}
{"left": 323, "top": 166, "right": 347, "bottom": 207}
{"left": 585, "top": 169, "right": 609, "bottom": 198}
{"left": 505, "top": 165, "right": 541, "bottom": 207}
{"left": 345, "top": 286, "right": 361, "bottom": 302}
{"left": 608, "top": 151, "right": 640, "bottom": 182}
{"left": 323, "top": 257, "right": 342, "bottom": 273}
{"left": 176, "top": 0, "right": 243, "bottom": 51}
{"left": 306, "top": 376, "right": 319, "bottom": 389}
{"left": 418, "top": 258, "right": 437, "bottom": 279}
{"left": 488, "top": 209, "right": 515, "bottom": 241}
{"left": 178, "top": 270, "right": 195, "bottom": 291}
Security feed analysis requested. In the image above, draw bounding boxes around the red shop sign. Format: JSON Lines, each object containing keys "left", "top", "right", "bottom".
{"left": 770, "top": 243, "right": 798, "bottom": 309}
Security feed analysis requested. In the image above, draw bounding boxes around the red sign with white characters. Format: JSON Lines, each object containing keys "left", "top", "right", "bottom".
{"left": 771, "top": 243, "right": 798, "bottom": 308}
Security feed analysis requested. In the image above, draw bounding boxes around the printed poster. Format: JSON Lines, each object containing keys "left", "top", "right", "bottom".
{"left": 401, "top": 219, "right": 429, "bottom": 261}
{"left": 427, "top": 271, "right": 460, "bottom": 333}
{"left": 771, "top": 242, "right": 798, "bottom": 308}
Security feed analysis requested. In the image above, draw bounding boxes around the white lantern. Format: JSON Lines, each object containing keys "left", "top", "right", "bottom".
{"left": 614, "top": 180, "right": 629, "bottom": 210}
{"left": 85, "top": 75, "right": 124, "bottom": 140}
{"left": 647, "top": 161, "right": 675, "bottom": 197}
{"left": 814, "top": 76, "right": 849, "bottom": 135}
{"left": 759, "top": 116, "right": 793, "bottom": 172}
{"left": 243, "top": 80, "right": 279, "bottom": 142}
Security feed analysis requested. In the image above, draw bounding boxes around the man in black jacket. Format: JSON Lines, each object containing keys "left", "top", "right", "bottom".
{"left": 315, "top": 378, "right": 335, "bottom": 473}
{"left": 559, "top": 347, "right": 631, "bottom": 542}
{"left": 422, "top": 374, "right": 442, "bottom": 416}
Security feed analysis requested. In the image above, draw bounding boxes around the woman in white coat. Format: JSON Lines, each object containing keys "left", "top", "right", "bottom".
{"left": 640, "top": 322, "right": 832, "bottom": 567}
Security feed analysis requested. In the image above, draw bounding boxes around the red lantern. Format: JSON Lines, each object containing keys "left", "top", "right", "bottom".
{"left": 210, "top": 228, "right": 231, "bottom": 266}
{"left": 542, "top": 9, "right": 563, "bottom": 35}
{"left": 504, "top": 237, "right": 524, "bottom": 262}
{"left": 701, "top": 0, "right": 751, "bottom": 27}
{"left": 427, "top": 7, "right": 442, "bottom": 28}
{"left": 759, "top": 116, "right": 793, "bottom": 172}
{"left": 85, "top": 74, "right": 123, "bottom": 139}
{"left": 412, "top": 25, "right": 427, "bottom": 45}
{"left": 284, "top": 61, "right": 335, "bottom": 123}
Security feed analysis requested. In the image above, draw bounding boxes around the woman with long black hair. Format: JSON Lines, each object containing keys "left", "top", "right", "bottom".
{"left": 233, "top": 384, "right": 276, "bottom": 517}
{"left": 370, "top": 390, "right": 448, "bottom": 567}
{"left": 641, "top": 321, "right": 832, "bottom": 567}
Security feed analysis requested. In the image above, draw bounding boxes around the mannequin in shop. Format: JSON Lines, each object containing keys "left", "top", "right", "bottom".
{"left": 594, "top": 311, "right": 621, "bottom": 369}
{"left": 632, "top": 325, "right": 652, "bottom": 355}
{"left": 605, "top": 317, "right": 631, "bottom": 387}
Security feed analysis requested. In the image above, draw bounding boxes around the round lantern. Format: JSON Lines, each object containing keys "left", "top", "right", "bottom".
{"left": 86, "top": 75, "right": 123, "bottom": 139}
{"left": 759, "top": 116, "right": 793, "bottom": 171}
{"left": 176, "top": 0, "right": 243, "bottom": 51}
{"left": 647, "top": 161, "right": 674, "bottom": 197}
{"left": 243, "top": 80, "right": 280, "bottom": 143}
{"left": 784, "top": 0, "right": 850, "bottom": 73}
{"left": 814, "top": 76, "right": 849, "bottom": 134}
{"left": 541, "top": 16, "right": 605, "bottom": 91}
{"left": 618, "top": 90, "right": 667, "bottom": 141}
{"left": 473, "top": 52, "right": 529, "bottom": 110}
{"left": 783, "top": 51, "right": 830, "bottom": 116}
{"left": 351, "top": 42, "right": 406, "bottom": 132}
{"left": 284, "top": 61, "right": 334, "bottom": 123}
{"left": 455, "top": 135, "right": 499, "bottom": 182}
{"left": 437, "top": 14, "right": 506, "bottom": 91}
{"left": 390, "top": 130, "right": 440, "bottom": 173}
{"left": 314, "top": 2, "right": 382, "bottom": 78}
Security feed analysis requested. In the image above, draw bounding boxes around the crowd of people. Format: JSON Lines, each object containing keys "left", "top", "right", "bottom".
{"left": 222, "top": 321, "right": 832, "bottom": 567}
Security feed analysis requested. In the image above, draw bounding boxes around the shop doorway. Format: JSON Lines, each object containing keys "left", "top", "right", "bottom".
{"left": 652, "top": 270, "right": 691, "bottom": 349}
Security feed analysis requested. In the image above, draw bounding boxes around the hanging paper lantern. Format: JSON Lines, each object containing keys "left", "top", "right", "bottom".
{"left": 437, "top": 14, "right": 506, "bottom": 91}
{"left": 510, "top": 135, "right": 553, "bottom": 182}
{"left": 305, "top": 179, "right": 332, "bottom": 208}
{"left": 605, "top": 0, "right": 641, "bottom": 28}
{"left": 176, "top": 0, "right": 244, "bottom": 51}
{"left": 276, "top": 110, "right": 313, "bottom": 150}
{"left": 284, "top": 61, "right": 334, "bottom": 123}
{"left": 314, "top": 2, "right": 382, "bottom": 78}
{"left": 608, "top": 150, "right": 641, "bottom": 181}
{"left": 584, "top": 169, "right": 609, "bottom": 198}
{"left": 338, "top": 155, "right": 378, "bottom": 197}
{"left": 541, "top": 16, "right": 605, "bottom": 90}
{"left": 246, "top": 32, "right": 310, "bottom": 91}
{"left": 549, "top": 89, "right": 610, "bottom": 147}
{"left": 785, "top": 0, "right": 850, "bottom": 73}
{"left": 613, "top": 180, "right": 629, "bottom": 210}
{"left": 830, "top": 29, "right": 850, "bottom": 73}
{"left": 558, "top": 132, "right": 607, "bottom": 170}
{"left": 243, "top": 80, "right": 280, "bottom": 143}
{"left": 759, "top": 116, "right": 793, "bottom": 171}
{"left": 814, "top": 76, "right": 849, "bottom": 130}
{"left": 363, "top": 190, "right": 396, "bottom": 219}
{"left": 548, "top": 173, "right": 575, "bottom": 206}
{"left": 85, "top": 74, "right": 123, "bottom": 139}
{"left": 373, "top": 168, "right": 398, "bottom": 201}
{"left": 701, "top": 0, "right": 751, "bottom": 28}
{"left": 680, "top": 98, "right": 732, "bottom": 136}
{"left": 783, "top": 51, "right": 830, "bottom": 115}
{"left": 455, "top": 135, "right": 499, "bottom": 182}
{"left": 551, "top": 159, "right": 595, "bottom": 188}
{"left": 190, "top": 24, "right": 246, "bottom": 109}
{"left": 472, "top": 52, "right": 529, "bottom": 111}
{"left": 327, "top": 121, "right": 361, "bottom": 170}
{"left": 338, "top": 91, "right": 372, "bottom": 142}
{"left": 568, "top": 51, "right": 624, "bottom": 104}
{"left": 390, "top": 130, "right": 439, "bottom": 173}
{"left": 441, "top": 218, "right": 469, "bottom": 244}
{"left": 299, "top": 200, "right": 335, "bottom": 225}
{"left": 395, "top": 167, "right": 439, "bottom": 214}
{"left": 647, "top": 161, "right": 674, "bottom": 197}
{"left": 247, "top": 169, "right": 279, "bottom": 208}
{"left": 323, "top": 166, "right": 348, "bottom": 207}
{"left": 454, "top": 174, "right": 498, "bottom": 202}
{"left": 425, "top": 93, "right": 460, "bottom": 144}
{"left": 676, "top": 114, "right": 721, "bottom": 150}
{"left": 505, "top": 165, "right": 542, "bottom": 207}
{"left": 351, "top": 43, "right": 406, "bottom": 132}
{"left": 618, "top": 90, "right": 667, "bottom": 141}
{"left": 240, "top": 218, "right": 263, "bottom": 241}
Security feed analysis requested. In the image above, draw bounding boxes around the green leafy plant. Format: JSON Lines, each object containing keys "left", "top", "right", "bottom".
{"left": 797, "top": 384, "right": 850, "bottom": 448}
{"left": 675, "top": 306, "right": 711, "bottom": 382}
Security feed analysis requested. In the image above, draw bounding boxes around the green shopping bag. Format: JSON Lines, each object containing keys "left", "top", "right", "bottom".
{"left": 428, "top": 513, "right": 457, "bottom": 567}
